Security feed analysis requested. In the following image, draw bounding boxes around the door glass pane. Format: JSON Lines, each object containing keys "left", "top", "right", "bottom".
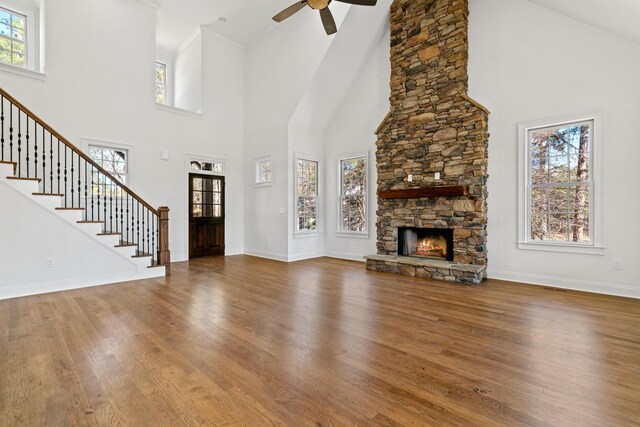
{"left": 193, "top": 204, "right": 202, "bottom": 217}
{"left": 193, "top": 178, "right": 202, "bottom": 191}
{"left": 193, "top": 191, "right": 202, "bottom": 204}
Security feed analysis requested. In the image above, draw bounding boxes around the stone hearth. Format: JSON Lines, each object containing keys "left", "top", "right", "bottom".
{"left": 366, "top": 0, "right": 489, "bottom": 285}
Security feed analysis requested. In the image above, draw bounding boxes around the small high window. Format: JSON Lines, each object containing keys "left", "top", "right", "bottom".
{"left": 0, "top": 6, "right": 26, "bottom": 68}
{"left": 155, "top": 61, "right": 167, "bottom": 105}
{"left": 254, "top": 155, "right": 273, "bottom": 187}
{"left": 190, "top": 160, "right": 224, "bottom": 175}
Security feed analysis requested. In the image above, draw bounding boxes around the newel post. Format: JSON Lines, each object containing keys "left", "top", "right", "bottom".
{"left": 158, "top": 206, "right": 171, "bottom": 275}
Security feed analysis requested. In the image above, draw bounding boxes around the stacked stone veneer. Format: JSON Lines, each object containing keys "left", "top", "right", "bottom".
{"left": 366, "top": 0, "right": 489, "bottom": 284}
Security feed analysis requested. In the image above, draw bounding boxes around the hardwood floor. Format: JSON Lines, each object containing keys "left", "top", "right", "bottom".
{"left": 1, "top": 256, "right": 639, "bottom": 426}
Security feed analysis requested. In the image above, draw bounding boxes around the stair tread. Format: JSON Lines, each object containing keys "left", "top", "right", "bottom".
{"left": 97, "top": 232, "right": 121, "bottom": 236}
{"left": 56, "top": 207, "right": 85, "bottom": 211}
{"left": 0, "top": 160, "right": 17, "bottom": 165}
{"left": 77, "top": 220, "right": 103, "bottom": 224}
{"left": 33, "top": 192, "right": 64, "bottom": 197}
{"left": 7, "top": 176, "right": 42, "bottom": 182}
{"left": 132, "top": 252, "right": 153, "bottom": 258}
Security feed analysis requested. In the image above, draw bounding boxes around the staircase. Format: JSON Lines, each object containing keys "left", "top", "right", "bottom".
{"left": 0, "top": 87, "right": 170, "bottom": 287}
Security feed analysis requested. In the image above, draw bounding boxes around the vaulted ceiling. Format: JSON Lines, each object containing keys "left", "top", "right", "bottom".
{"left": 155, "top": 0, "right": 640, "bottom": 53}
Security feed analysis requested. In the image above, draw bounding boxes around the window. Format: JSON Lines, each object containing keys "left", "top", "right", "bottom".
{"left": 338, "top": 155, "right": 367, "bottom": 234}
{"left": 518, "top": 113, "right": 604, "bottom": 254}
{"left": 254, "top": 155, "right": 273, "bottom": 187}
{"left": 155, "top": 61, "right": 167, "bottom": 105}
{"left": 0, "top": 6, "right": 26, "bottom": 68}
{"left": 89, "top": 144, "right": 128, "bottom": 196}
{"left": 295, "top": 156, "right": 319, "bottom": 233}
{"left": 190, "top": 160, "right": 224, "bottom": 174}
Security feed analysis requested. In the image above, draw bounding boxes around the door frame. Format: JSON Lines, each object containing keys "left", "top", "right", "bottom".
{"left": 183, "top": 154, "right": 228, "bottom": 261}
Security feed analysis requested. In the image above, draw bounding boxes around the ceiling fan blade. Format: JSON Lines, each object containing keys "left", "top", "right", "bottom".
{"left": 320, "top": 7, "right": 337, "bottom": 35}
{"left": 273, "top": 1, "right": 308, "bottom": 23}
{"left": 334, "top": 0, "right": 377, "bottom": 5}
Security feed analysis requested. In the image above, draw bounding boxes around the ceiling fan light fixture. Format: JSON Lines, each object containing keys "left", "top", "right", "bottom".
{"left": 307, "top": 0, "right": 331, "bottom": 10}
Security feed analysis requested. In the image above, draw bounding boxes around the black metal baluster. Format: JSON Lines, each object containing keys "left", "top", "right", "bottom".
{"left": 77, "top": 154, "right": 81, "bottom": 208}
{"left": 57, "top": 138, "right": 60, "bottom": 194}
{"left": 96, "top": 168, "right": 101, "bottom": 222}
{"left": 17, "top": 110, "right": 21, "bottom": 175}
{"left": 84, "top": 162, "right": 88, "bottom": 221}
{"left": 25, "top": 116, "right": 29, "bottom": 177}
{"left": 103, "top": 173, "right": 107, "bottom": 231}
{"left": 70, "top": 150, "right": 74, "bottom": 207}
{"left": 41, "top": 128, "right": 45, "bottom": 190}
{"left": 64, "top": 145, "right": 68, "bottom": 207}
{"left": 49, "top": 134, "right": 53, "bottom": 193}
{"left": 126, "top": 194, "right": 130, "bottom": 244}
{"left": 1, "top": 95, "right": 4, "bottom": 161}
{"left": 9, "top": 105, "right": 13, "bottom": 163}
{"left": 120, "top": 188, "right": 124, "bottom": 239}
{"left": 148, "top": 210, "right": 151, "bottom": 257}
{"left": 109, "top": 178, "right": 113, "bottom": 233}
{"left": 141, "top": 207, "right": 144, "bottom": 253}
{"left": 136, "top": 201, "right": 140, "bottom": 254}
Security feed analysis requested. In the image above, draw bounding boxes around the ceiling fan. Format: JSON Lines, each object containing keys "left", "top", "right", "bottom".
{"left": 273, "top": 0, "right": 378, "bottom": 35}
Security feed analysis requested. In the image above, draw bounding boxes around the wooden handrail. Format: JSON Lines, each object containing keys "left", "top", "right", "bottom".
{"left": 0, "top": 87, "right": 158, "bottom": 216}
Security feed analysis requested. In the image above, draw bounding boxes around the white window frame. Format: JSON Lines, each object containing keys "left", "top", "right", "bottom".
{"left": 155, "top": 60, "right": 168, "bottom": 105}
{"left": 294, "top": 153, "right": 321, "bottom": 236}
{"left": 0, "top": 0, "right": 42, "bottom": 78}
{"left": 254, "top": 154, "right": 273, "bottom": 187}
{"left": 84, "top": 139, "right": 133, "bottom": 186}
{"left": 186, "top": 155, "right": 226, "bottom": 177}
{"left": 336, "top": 152, "right": 369, "bottom": 237}
{"left": 517, "top": 111, "right": 605, "bottom": 255}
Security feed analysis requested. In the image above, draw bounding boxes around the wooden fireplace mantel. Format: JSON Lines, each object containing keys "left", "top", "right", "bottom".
{"left": 378, "top": 186, "right": 469, "bottom": 200}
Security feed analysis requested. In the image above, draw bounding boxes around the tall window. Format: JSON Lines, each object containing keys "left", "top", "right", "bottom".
{"left": 0, "top": 6, "right": 26, "bottom": 68}
{"left": 339, "top": 155, "right": 367, "bottom": 234}
{"left": 518, "top": 113, "right": 604, "bottom": 255}
{"left": 155, "top": 61, "right": 167, "bottom": 105}
{"left": 296, "top": 157, "right": 319, "bottom": 233}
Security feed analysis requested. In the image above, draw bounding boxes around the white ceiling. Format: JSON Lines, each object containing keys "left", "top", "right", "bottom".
{"left": 155, "top": 0, "right": 640, "bottom": 54}
{"left": 527, "top": 0, "right": 640, "bottom": 45}
{"left": 155, "top": 0, "right": 316, "bottom": 52}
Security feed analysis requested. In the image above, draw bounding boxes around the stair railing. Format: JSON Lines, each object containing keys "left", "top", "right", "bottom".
{"left": 0, "top": 87, "right": 170, "bottom": 274}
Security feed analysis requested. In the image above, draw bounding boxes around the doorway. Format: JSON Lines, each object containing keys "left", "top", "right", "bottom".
{"left": 189, "top": 173, "right": 225, "bottom": 258}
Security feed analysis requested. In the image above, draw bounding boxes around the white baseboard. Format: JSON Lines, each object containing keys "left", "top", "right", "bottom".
{"left": 487, "top": 268, "right": 640, "bottom": 299}
{"left": 243, "top": 249, "right": 290, "bottom": 262}
{"left": 0, "top": 271, "right": 164, "bottom": 301}
{"left": 325, "top": 251, "right": 367, "bottom": 262}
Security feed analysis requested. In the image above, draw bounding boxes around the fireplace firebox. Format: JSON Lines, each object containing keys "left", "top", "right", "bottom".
{"left": 397, "top": 227, "right": 454, "bottom": 262}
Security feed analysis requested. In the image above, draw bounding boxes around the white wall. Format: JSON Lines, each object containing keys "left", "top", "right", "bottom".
{"left": 243, "top": 4, "right": 350, "bottom": 261}
{"left": 0, "top": 0, "right": 245, "bottom": 271}
{"left": 174, "top": 29, "right": 202, "bottom": 113}
{"left": 0, "top": 181, "right": 138, "bottom": 299}
{"left": 469, "top": 0, "right": 640, "bottom": 298}
{"left": 324, "top": 31, "right": 390, "bottom": 261}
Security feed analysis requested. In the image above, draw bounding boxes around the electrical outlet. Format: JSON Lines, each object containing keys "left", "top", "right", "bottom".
{"left": 435, "top": 172, "right": 441, "bottom": 180}
{"left": 408, "top": 174, "right": 413, "bottom": 182}
{"left": 613, "top": 259, "right": 623, "bottom": 270}
{"left": 46, "top": 258, "right": 55, "bottom": 269}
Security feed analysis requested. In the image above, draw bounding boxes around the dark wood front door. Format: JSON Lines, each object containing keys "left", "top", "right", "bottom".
{"left": 189, "top": 174, "right": 225, "bottom": 258}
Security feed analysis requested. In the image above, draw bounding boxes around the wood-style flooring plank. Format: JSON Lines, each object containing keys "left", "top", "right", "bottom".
{"left": 1, "top": 255, "right": 639, "bottom": 426}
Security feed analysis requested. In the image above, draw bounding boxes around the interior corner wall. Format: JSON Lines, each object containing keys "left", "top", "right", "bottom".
{"left": 324, "top": 30, "right": 391, "bottom": 261}
{"left": 243, "top": 6, "right": 349, "bottom": 261}
{"left": 0, "top": 0, "right": 245, "bottom": 286}
{"left": 174, "top": 29, "right": 202, "bottom": 113}
{"left": 468, "top": 0, "right": 640, "bottom": 297}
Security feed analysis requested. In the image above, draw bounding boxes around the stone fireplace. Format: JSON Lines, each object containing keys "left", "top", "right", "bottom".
{"left": 365, "top": 0, "right": 489, "bottom": 285}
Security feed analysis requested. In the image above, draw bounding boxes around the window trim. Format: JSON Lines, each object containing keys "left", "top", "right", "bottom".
{"left": 254, "top": 154, "right": 273, "bottom": 187}
{"left": 336, "top": 152, "right": 369, "bottom": 237}
{"left": 517, "top": 111, "right": 605, "bottom": 255}
{"left": 83, "top": 138, "right": 134, "bottom": 187}
{"left": 294, "top": 153, "right": 321, "bottom": 237}
{"left": 0, "top": 0, "right": 41, "bottom": 75}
